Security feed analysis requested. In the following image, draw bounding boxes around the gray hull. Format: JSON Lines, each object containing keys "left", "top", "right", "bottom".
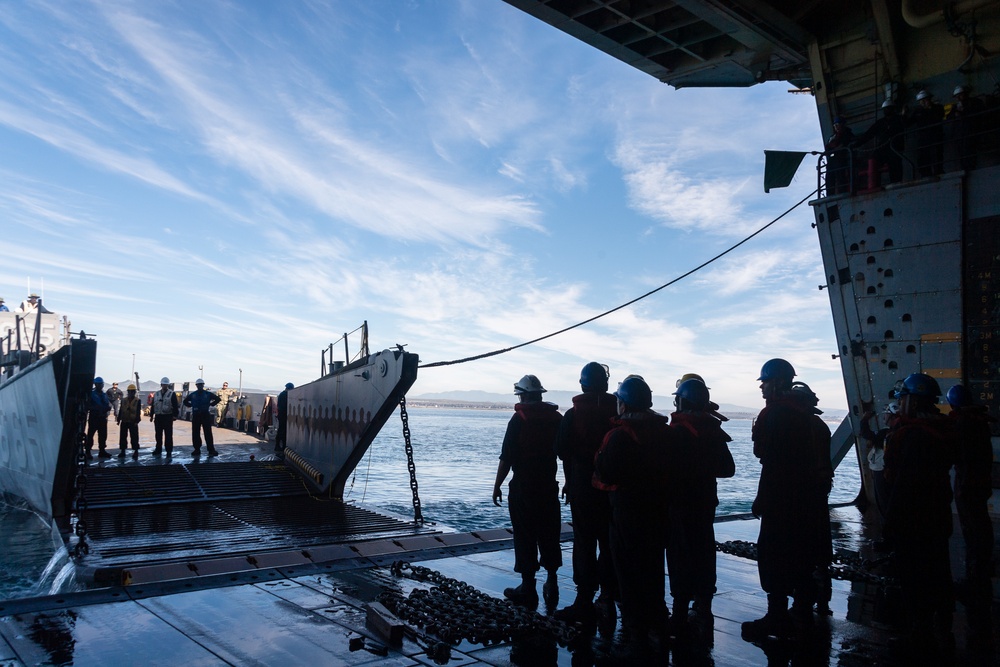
{"left": 0, "top": 338, "right": 97, "bottom": 519}
{"left": 283, "top": 347, "right": 419, "bottom": 497}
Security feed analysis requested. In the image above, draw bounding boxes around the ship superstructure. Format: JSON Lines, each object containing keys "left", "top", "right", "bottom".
{"left": 503, "top": 0, "right": 1000, "bottom": 513}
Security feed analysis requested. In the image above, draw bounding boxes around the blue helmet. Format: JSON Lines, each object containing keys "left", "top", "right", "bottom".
{"left": 93, "top": 376, "right": 104, "bottom": 384}
{"left": 285, "top": 382, "right": 295, "bottom": 390}
{"left": 897, "top": 373, "right": 941, "bottom": 398}
{"left": 579, "top": 362, "right": 609, "bottom": 390}
{"left": 614, "top": 376, "right": 652, "bottom": 410}
{"left": 757, "top": 358, "right": 796, "bottom": 384}
{"left": 946, "top": 384, "right": 971, "bottom": 408}
{"left": 674, "top": 379, "right": 710, "bottom": 410}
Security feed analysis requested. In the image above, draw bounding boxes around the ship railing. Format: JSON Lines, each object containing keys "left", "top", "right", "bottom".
{"left": 0, "top": 308, "right": 46, "bottom": 377}
{"left": 818, "top": 101, "right": 1000, "bottom": 197}
{"left": 320, "top": 320, "right": 370, "bottom": 377}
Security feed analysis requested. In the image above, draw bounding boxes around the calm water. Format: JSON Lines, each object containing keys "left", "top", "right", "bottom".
{"left": 0, "top": 407, "right": 860, "bottom": 600}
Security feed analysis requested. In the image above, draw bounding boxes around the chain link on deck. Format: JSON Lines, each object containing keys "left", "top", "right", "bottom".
{"left": 71, "top": 393, "right": 90, "bottom": 558}
{"left": 398, "top": 397, "right": 423, "bottom": 525}
{"left": 380, "top": 561, "right": 579, "bottom": 648}
{"left": 716, "top": 540, "right": 896, "bottom": 586}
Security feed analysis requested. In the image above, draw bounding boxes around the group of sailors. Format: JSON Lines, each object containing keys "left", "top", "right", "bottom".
{"left": 493, "top": 359, "right": 995, "bottom": 659}
{"left": 825, "top": 84, "right": 995, "bottom": 193}
{"left": 86, "top": 377, "right": 236, "bottom": 459}
{"left": 0, "top": 293, "right": 52, "bottom": 314}
{"left": 862, "top": 374, "right": 995, "bottom": 656}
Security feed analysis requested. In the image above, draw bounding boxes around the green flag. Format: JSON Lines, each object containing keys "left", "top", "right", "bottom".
{"left": 763, "top": 150, "right": 808, "bottom": 192}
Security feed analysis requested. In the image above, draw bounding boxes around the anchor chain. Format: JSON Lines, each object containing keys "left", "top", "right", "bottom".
{"left": 71, "top": 391, "right": 90, "bottom": 558}
{"left": 398, "top": 396, "right": 423, "bottom": 525}
{"left": 380, "top": 561, "right": 579, "bottom": 648}
{"left": 715, "top": 540, "right": 896, "bottom": 586}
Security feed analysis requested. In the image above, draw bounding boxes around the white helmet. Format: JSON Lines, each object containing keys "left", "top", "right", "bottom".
{"left": 881, "top": 99, "right": 894, "bottom": 109}
{"left": 195, "top": 378, "right": 205, "bottom": 385}
{"left": 915, "top": 89, "right": 929, "bottom": 101}
{"left": 514, "top": 374, "right": 546, "bottom": 394}
{"left": 884, "top": 401, "right": 899, "bottom": 415}
{"left": 160, "top": 376, "right": 170, "bottom": 384}
{"left": 953, "top": 84, "right": 967, "bottom": 96}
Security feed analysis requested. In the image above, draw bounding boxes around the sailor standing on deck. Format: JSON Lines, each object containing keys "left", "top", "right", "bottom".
{"left": 150, "top": 377, "right": 179, "bottom": 457}
{"left": 183, "top": 379, "right": 221, "bottom": 458}
{"left": 882, "top": 373, "right": 955, "bottom": 656}
{"left": 216, "top": 382, "right": 233, "bottom": 426}
{"left": 492, "top": 374, "right": 563, "bottom": 609}
{"left": 117, "top": 384, "right": 142, "bottom": 460}
{"left": 106, "top": 382, "right": 123, "bottom": 419}
{"left": 594, "top": 375, "right": 678, "bottom": 656}
{"left": 944, "top": 384, "right": 995, "bottom": 652}
{"left": 742, "top": 359, "right": 826, "bottom": 641}
{"left": 553, "top": 362, "right": 619, "bottom": 629}
{"left": 86, "top": 377, "right": 113, "bottom": 459}
{"left": 667, "top": 377, "right": 735, "bottom": 628}
{"left": 0, "top": 297, "right": 7, "bottom": 312}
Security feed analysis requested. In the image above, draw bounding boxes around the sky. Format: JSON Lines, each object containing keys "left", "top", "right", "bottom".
{"left": 0, "top": 0, "right": 845, "bottom": 409}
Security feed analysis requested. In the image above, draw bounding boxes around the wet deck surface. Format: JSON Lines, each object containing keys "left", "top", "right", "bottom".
{"left": 1, "top": 505, "right": 997, "bottom": 665}
{"left": 76, "top": 419, "right": 436, "bottom": 575}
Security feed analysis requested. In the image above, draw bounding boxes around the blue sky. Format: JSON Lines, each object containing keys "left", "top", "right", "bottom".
{"left": 0, "top": 0, "right": 844, "bottom": 409}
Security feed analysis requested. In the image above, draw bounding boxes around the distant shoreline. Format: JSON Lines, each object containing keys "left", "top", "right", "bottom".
{"left": 404, "top": 398, "right": 769, "bottom": 420}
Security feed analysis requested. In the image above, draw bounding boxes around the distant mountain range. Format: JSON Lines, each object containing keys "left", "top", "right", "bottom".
{"left": 413, "top": 389, "right": 849, "bottom": 421}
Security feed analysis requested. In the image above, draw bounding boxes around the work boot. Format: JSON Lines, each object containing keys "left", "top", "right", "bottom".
{"left": 192, "top": 448, "right": 201, "bottom": 457}
{"left": 207, "top": 448, "right": 219, "bottom": 457}
{"left": 117, "top": 449, "right": 126, "bottom": 458}
{"left": 741, "top": 611, "right": 793, "bottom": 642}
{"left": 503, "top": 582, "right": 538, "bottom": 608}
{"left": 542, "top": 570, "right": 558, "bottom": 606}
{"left": 152, "top": 447, "right": 162, "bottom": 456}
{"left": 132, "top": 450, "right": 139, "bottom": 461}
{"left": 692, "top": 594, "right": 714, "bottom": 618}
{"left": 595, "top": 592, "right": 617, "bottom": 637}
{"left": 97, "top": 449, "right": 112, "bottom": 459}
{"left": 554, "top": 595, "right": 597, "bottom": 625}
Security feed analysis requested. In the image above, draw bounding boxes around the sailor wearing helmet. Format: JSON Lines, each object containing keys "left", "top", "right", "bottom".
{"left": 183, "top": 379, "right": 221, "bottom": 457}
{"left": 150, "top": 377, "right": 179, "bottom": 457}
{"left": 117, "top": 384, "right": 143, "bottom": 460}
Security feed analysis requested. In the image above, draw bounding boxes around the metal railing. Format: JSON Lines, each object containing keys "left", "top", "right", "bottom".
{"left": 320, "top": 320, "right": 370, "bottom": 377}
{"left": 818, "top": 103, "right": 1000, "bottom": 197}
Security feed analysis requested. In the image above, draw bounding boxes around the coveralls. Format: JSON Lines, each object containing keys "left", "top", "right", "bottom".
{"left": 883, "top": 409, "right": 954, "bottom": 647}
{"left": 86, "top": 387, "right": 112, "bottom": 456}
{"left": 117, "top": 394, "right": 142, "bottom": 454}
{"left": 151, "top": 388, "right": 179, "bottom": 455}
{"left": 595, "top": 411, "right": 677, "bottom": 637}
{"left": 499, "top": 401, "right": 564, "bottom": 579}
{"left": 750, "top": 394, "right": 827, "bottom": 617}
{"left": 554, "top": 391, "right": 618, "bottom": 605}
{"left": 948, "top": 404, "right": 996, "bottom": 642}
{"left": 184, "top": 388, "right": 221, "bottom": 455}
{"left": 668, "top": 410, "right": 735, "bottom": 610}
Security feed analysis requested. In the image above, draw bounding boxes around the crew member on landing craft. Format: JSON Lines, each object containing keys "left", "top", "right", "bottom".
{"left": 667, "top": 377, "right": 735, "bottom": 630}
{"left": 882, "top": 373, "right": 955, "bottom": 657}
{"left": 150, "top": 377, "right": 179, "bottom": 457}
{"left": 86, "top": 377, "right": 113, "bottom": 459}
{"left": 742, "top": 359, "right": 826, "bottom": 641}
{"left": 595, "top": 375, "right": 678, "bottom": 658}
{"left": 216, "top": 382, "right": 234, "bottom": 427}
{"left": 945, "top": 383, "right": 996, "bottom": 651}
{"left": 492, "top": 374, "right": 563, "bottom": 610}
{"left": 0, "top": 297, "right": 8, "bottom": 312}
{"left": 553, "top": 362, "right": 619, "bottom": 631}
{"left": 853, "top": 99, "right": 905, "bottom": 184}
{"left": 116, "top": 384, "right": 142, "bottom": 460}
{"left": 106, "top": 382, "right": 123, "bottom": 420}
{"left": 275, "top": 382, "right": 294, "bottom": 455}
{"left": 183, "top": 379, "right": 221, "bottom": 457}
